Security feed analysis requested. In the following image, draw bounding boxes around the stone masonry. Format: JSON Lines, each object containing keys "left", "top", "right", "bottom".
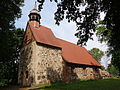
{"left": 18, "top": 41, "right": 65, "bottom": 86}
{"left": 63, "top": 63, "right": 102, "bottom": 82}
{"left": 18, "top": 41, "right": 102, "bottom": 86}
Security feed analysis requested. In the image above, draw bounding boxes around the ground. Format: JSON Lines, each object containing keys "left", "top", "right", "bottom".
{"left": 33, "top": 78, "right": 120, "bottom": 90}
{"left": 1, "top": 78, "right": 120, "bottom": 90}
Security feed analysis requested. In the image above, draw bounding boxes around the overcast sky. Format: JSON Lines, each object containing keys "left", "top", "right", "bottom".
{"left": 15, "top": 0, "right": 109, "bottom": 67}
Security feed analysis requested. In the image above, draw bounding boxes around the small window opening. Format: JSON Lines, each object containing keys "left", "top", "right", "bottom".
{"left": 83, "top": 67, "right": 87, "bottom": 76}
{"left": 26, "top": 71, "right": 28, "bottom": 78}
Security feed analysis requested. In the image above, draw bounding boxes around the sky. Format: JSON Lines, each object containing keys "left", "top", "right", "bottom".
{"left": 15, "top": 0, "right": 109, "bottom": 67}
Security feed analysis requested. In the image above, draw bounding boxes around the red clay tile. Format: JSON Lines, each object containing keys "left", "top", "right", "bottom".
{"left": 28, "top": 22, "right": 101, "bottom": 67}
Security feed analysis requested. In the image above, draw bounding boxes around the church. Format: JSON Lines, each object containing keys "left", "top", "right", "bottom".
{"left": 18, "top": 5, "right": 103, "bottom": 87}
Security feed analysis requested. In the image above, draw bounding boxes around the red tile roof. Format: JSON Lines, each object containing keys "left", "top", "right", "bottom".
{"left": 29, "top": 22, "right": 61, "bottom": 48}
{"left": 28, "top": 22, "right": 101, "bottom": 67}
{"left": 57, "top": 38, "right": 101, "bottom": 66}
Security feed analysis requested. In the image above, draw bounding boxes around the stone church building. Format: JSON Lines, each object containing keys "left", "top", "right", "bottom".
{"left": 18, "top": 5, "right": 103, "bottom": 87}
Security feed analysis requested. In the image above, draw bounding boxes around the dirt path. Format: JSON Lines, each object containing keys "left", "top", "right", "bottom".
{"left": 0, "top": 86, "right": 38, "bottom": 90}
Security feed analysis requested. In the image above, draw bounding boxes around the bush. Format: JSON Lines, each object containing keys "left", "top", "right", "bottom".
{"left": 0, "top": 79, "right": 11, "bottom": 87}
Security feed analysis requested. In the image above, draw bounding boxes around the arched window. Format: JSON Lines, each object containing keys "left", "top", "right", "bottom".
{"left": 36, "top": 17, "right": 38, "bottom": 21}
{"left": 32, "top": 16, "right": 35, "bottom": 20}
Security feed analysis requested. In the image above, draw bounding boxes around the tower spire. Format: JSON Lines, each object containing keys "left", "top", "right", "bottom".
{"left": 34, "top": 1, "right": 37, "bottom": 10}
{"left": 28, "top": 1, "right": 41, "bottom": 27}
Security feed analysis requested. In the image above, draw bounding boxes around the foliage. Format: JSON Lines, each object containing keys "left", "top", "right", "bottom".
{"left": 0, "top": 28, "right": 24, "bottom": 87}
{"left": 111, "top": 50, "right": 120, "bottom": 76}
{"left": 101, "top": 66, "right": 105, "bottom": 70}
{"left": 108, "top": 64, "right": 119, "bottom": 77}
{"left": 33, "top": 79, "right": 120, "bottom": 90}
{"left": 96, "top": 20, "right": 112, "bottom": 55}
{"left": 37, "top": 0, "right": 120, "bottom": 46}
{"left": 96, "top": 20, "right": 111, "bottom": 44}
{"left": 0, "top": 0, "right": 24, "bottom": 86}
{"left": 0, "top": 0, "right": 24, "bottom": 31}
{"left": 89, "top": 48, "right": 104, "bottom": 62}
{"left": 0, "top": 79, "right": 12, "bottom": 87}
{"left": 96, "top": 20, "right": 120, "bottom": 75}
{"left": 38, "top": 0, "right": 100, "bottom": 45}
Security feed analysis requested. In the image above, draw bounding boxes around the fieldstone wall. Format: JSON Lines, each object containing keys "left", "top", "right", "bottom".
{"left": 64, "top": 64, "right": 102, "bottom": 81}
{"left": 18, "top": 41, "right": 65, "bottom": 86}
{"left": 99, "top": 69, "right": 110, "bottom": 79}
{"left": 18, "top": 41, "right": 106, "bottom": 87}
{"left": 72, "top": 67, "right": 101, "bottom": 80}
{"left": 34, "top": 43, "right": 64, "bottom": 86}
{"left": 18, "top": 41, "right": 36, "bottom": 86}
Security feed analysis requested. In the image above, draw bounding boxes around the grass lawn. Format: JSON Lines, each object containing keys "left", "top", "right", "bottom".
{"left": 32, "top": 78, "right": 120, "bottom": 90}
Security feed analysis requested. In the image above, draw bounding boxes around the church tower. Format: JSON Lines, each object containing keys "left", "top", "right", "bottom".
{"left": 18, "top": 1, "right": 65, "bottom": 86}
{"left": 18, "top": 2, "right": 42, "bottom": 86}
{"left": 28, "top": 2, "right": 41, "bottom": 27}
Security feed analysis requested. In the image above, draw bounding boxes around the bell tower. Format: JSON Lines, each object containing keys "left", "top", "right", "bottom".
{"left": 28, "top": 2, "right": 41, "bottom": 27}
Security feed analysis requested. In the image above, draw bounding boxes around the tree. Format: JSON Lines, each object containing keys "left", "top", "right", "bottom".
{"left": 96, "top": 20, "right": 120, "bottom": 76}
{"left": 108, "top": 64, "right": 119, "bottom": 77}
{"left": 96, "top": 20, "right": 110, "bottom": 44}
{"left": 0, "top": 0, "right": 24, "bottom": 31}
{"left": 89, "top": 48, "right": 104, "bottom": 62}
{"left": 0, "top": 0, "right": 24, "bottom": 86}
{"left": 37, "top": 0, "right": 120, "bottom": 45}
{"left": 0, "top": 28, "right": 24, "bottom": 86}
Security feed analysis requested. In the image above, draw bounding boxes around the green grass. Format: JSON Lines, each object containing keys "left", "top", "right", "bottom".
{"left": 32, "top": 78, "right": 120, "bottom": 90}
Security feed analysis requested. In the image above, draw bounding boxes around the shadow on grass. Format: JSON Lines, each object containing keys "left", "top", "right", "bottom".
{"left": 30, "top": 78, "right": 120, "bottom": 90}
{"left": 30, "top": 80, "right": 98, "bottom": 90}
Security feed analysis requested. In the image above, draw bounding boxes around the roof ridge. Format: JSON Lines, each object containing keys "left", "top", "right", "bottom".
{"left": 39, "top": 25, "right": 51, "bottom": 30}
{"left": 56, "top": 38, "right": 82, "bottom": 48}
